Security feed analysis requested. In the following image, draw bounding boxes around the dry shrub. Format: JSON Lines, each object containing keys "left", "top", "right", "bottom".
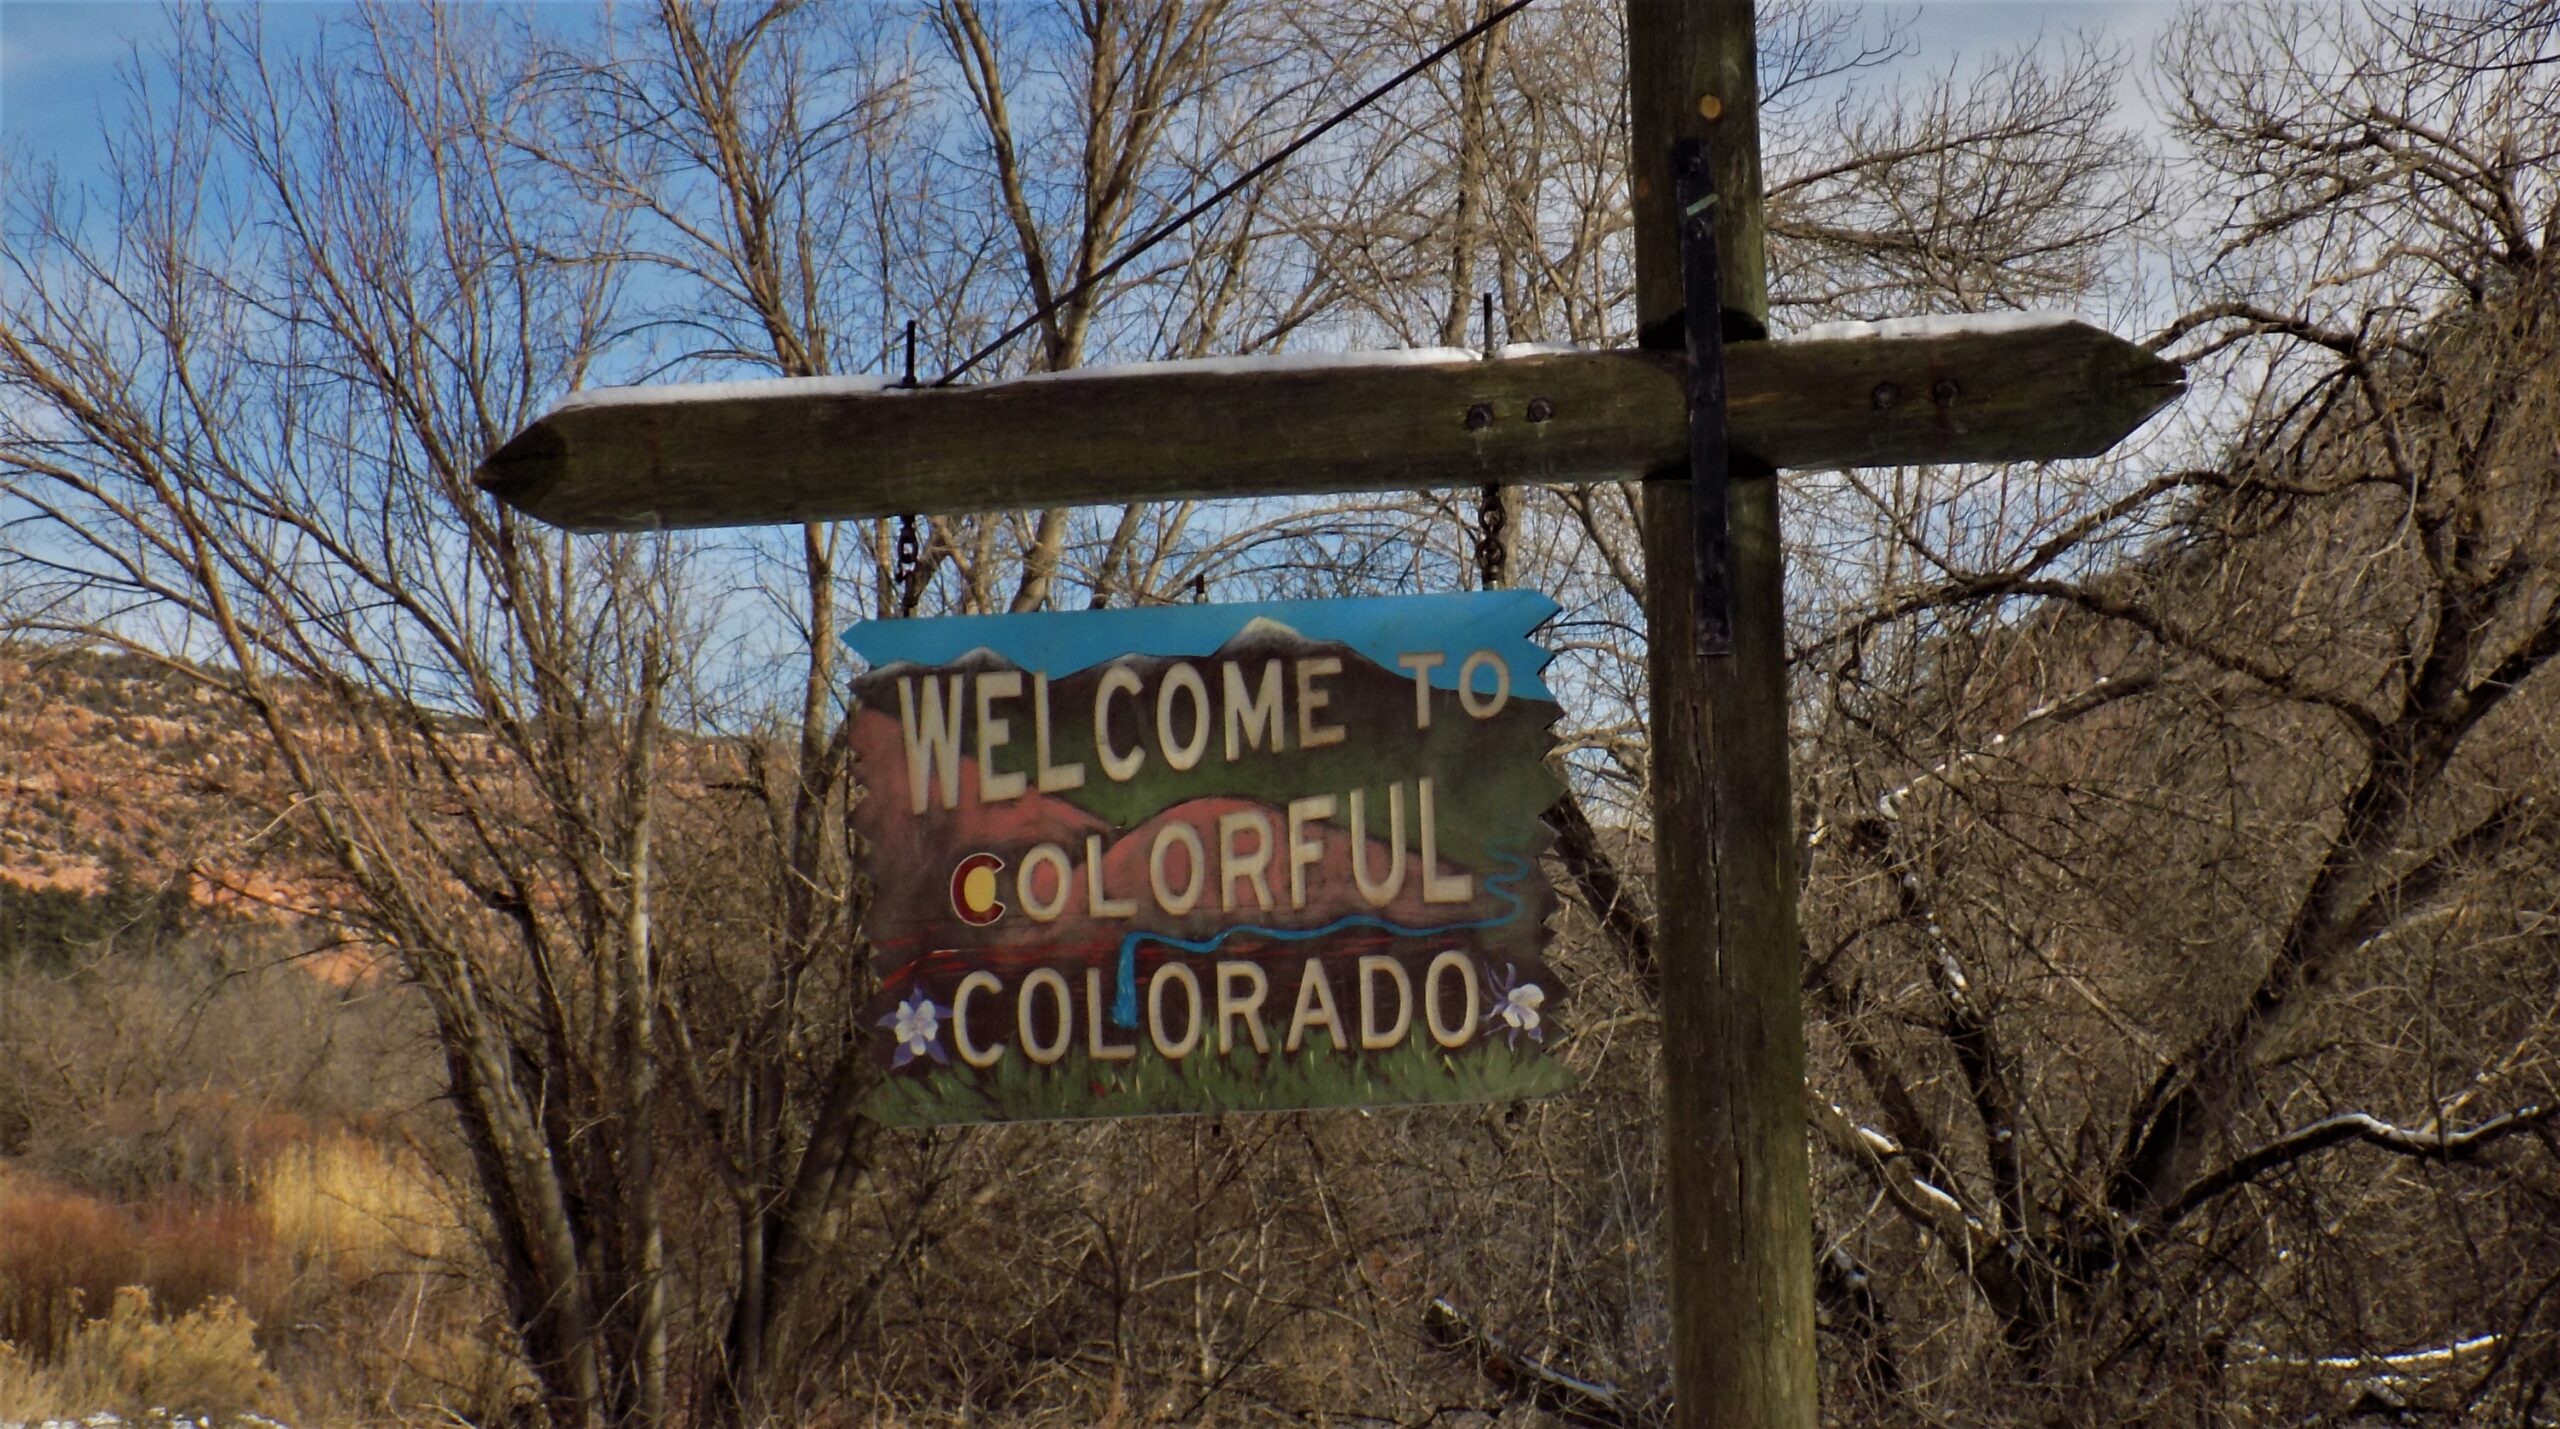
{"left": 268, "top": 1275, "right": 538, "bottom": 1425}
{"left": 0, "top": 1285, "right": 281, "bottom": 1422}
{"left": 0, "top": 1175, "right": 291, "bottom": 1361}
{"left": 0, "top": 1136, "right": 522, "bottom": 1423}
{"left": 0, "top": 1345, "right": 49, "bottom": 1422}
{"left": 0, "top": 1183, "right": 141, "bottom": 1357}
{"left": 138, "top": 1200, "right": 286, "bottom": 1326}
{"left": 326, "top": 1308, "right": 537, "bottom": 1427}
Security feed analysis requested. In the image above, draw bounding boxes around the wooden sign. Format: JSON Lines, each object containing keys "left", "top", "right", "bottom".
{"left": 846, "top": 591, "right": 1572, "bottom": 1125}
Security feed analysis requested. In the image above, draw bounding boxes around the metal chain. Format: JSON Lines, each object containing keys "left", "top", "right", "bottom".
{"left": 1477, "top": 484, "right": 1506, "bottom": 589}
{"left": 894, "top": 513, "right": 921, "bottom": 614}
{"left": 1476, "top": 290, "right": 1507, "bottom": 590}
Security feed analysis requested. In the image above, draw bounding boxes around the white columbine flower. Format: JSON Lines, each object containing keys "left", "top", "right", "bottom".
{"left": 882, "top": 990, "right": 950, "bottom": 1068}
{"left": 1488, "top": 964, "right": 1545, "bottom": 1046}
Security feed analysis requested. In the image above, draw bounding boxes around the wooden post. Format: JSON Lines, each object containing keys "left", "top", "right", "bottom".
{"left": 1626, "top": 4, "right": 1820, "bottom": 1426}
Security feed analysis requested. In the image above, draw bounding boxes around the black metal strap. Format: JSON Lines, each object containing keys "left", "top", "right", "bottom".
{"left": 1673, "top": 138, "right": 1731, "bottom": 657}
{"left": 894, "top": 319, "right": 925, "bottom": 616}
{"left": 1477, "top": 291, "right": 1506, "bottom": 591}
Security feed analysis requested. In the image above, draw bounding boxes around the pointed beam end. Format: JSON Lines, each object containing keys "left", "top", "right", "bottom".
{"left": 1737, "top": 317, "right": 2191, "bottom": 469}
{"left": 474, "top": 422, "right": 566, "bottom": 517}
{"left": 2089, "top": 339, "right": 2190, "bottom": 453}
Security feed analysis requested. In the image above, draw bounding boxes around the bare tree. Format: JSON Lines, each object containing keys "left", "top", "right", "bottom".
{"left": 22, "top": 3, "right": 2550, "bottom": 1425}
{"left": 0, "top": 4, "right": 690, "bottom": 1423}
{"left": 1762, "top": 3, "right": 2560, "bottom": 1420}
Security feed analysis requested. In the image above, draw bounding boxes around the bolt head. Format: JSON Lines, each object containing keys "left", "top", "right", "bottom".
{"left": 1464, "top": 403, "right": 1494, "bottom": 431}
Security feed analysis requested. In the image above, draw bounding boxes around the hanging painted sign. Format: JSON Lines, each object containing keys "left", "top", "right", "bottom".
{"left": 846, "top": 590, "right": 1571, "bottom": 1125}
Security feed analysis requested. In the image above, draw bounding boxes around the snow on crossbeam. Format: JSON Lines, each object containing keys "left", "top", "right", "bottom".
{"left": 1786, "top": 310, "right": 2088, "bottom": 343}
{"left": 477, "top": 318, "right": 2183, "bottom": 533}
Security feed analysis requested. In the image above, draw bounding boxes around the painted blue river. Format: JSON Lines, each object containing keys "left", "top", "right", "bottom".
{"left": 1108, "top": 848, "right": 1535, "bottom": 1028}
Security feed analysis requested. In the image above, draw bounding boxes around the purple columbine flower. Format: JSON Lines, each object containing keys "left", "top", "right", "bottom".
{"left": 881, "top": 990, "right": 950, "bottom": 1068}
{"left": 1487, "top": 963, "right": 1546, "bottom": 1046}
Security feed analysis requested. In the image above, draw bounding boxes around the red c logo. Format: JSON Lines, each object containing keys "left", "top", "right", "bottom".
{"left": 950, "top": 852, "right": 1006, "bottom": 926}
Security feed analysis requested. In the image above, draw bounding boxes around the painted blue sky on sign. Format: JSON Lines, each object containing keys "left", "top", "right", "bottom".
{"left": 844, "top": 589, "right": 1559, "bottom": 700}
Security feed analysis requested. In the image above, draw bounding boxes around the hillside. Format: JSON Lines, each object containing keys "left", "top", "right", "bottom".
{"left": 0, "top": 644, "right": 332, "bottom": 946}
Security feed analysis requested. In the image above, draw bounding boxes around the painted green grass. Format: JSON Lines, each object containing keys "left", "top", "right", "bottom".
{"left": 866, "top": 1035, "right": 1575, "bottom": 1127}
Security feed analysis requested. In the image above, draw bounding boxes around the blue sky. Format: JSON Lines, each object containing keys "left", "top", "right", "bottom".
{"left": 5, "top": 0, "right": 2179, "bottom": 193}
{"left": 3, "top": 0, "right": 319, "bottom": 185}
{"left": 2, "top": 1, "right": 159, "bottom": 172}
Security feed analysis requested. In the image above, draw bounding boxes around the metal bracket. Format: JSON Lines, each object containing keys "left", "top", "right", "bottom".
{"left": 1673, "top": 138, "right": 1731, "bottom": 657}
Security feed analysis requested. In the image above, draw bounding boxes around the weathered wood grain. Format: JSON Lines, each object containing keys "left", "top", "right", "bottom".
{"left": 1631, "top": 4, "right": 1818, "bottom": 1427}
{"left": 476, "top": 326, "right": 2180, "bottom": 531}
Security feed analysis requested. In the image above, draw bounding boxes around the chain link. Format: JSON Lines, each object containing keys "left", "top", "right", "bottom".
{"left": 894, "top": 513, "right": 921, "bottom": 614}
{"left": 1476, "top": 290, "right": 1508, "bottom": 591}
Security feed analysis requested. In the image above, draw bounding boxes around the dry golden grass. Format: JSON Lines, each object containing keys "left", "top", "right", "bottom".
{"left": 249, "top": 1136, "right": 536, "bottom": 1424}
{"left": 0, "top": 1134, "right": 525, "bottom": 1423}
{"left": 256, "top": 1134, "right": 452, "bottom": 1286}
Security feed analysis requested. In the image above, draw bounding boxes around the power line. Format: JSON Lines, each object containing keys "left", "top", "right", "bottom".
{"left": 934, "top": 0, "right": 1536, "bottom": 387}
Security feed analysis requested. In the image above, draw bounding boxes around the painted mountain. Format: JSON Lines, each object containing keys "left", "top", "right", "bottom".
{"left": 845, "top": 591, "right": 1572, "bottom": 1124}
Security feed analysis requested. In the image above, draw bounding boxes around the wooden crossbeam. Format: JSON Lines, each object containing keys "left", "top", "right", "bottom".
{"left": 477, "top": 320, "right": 2181, "bottom": 532}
